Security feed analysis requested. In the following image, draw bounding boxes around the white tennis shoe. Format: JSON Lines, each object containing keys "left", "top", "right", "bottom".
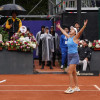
{"left": 64, "top": 87, "right": 74, "bottom": 94}
{"left": 61, "top": 65, "right": 63, "bottom": 69}
{"left": 73, "top": 87, "right": 80, "bottom": 92}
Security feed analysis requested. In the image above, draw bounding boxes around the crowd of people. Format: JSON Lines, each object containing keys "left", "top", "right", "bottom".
{"left": 36, "top": 26, "right": 59, "bottom": 69}
{"left": 4, "top": 10, "right": 93, "bottom": 94}
{"left": 35, "top": 20, "right": 90, "bottom": 93}
{"left": 5, "top": 11, "right": 92, "bottom": 72}
{"left": 35, "top": 23, "right": 92, "bottom": 71}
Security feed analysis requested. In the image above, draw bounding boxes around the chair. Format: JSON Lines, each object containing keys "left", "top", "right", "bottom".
{"left": 77, "top": 61, "right": 91, "bottom": 71}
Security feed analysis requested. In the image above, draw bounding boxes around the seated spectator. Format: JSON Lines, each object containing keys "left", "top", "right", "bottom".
{"left": 78, "top": 39, "right": 92, "bottom": 71}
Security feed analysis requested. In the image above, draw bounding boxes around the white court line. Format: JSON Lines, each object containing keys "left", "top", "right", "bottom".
{"left": 0, "top": 80, "right": 6, "bottom": 83}
{"left": 0, "top": 85, "right": 95, "bottom": 87}
{"left": 94, "top": 85, "right": 100, "bottom": 91}
{"left": 0, "top": 84, "right": 99, "bottom": 92}
{"left": 0, "top": 90, "right": 99, "bottom": 92}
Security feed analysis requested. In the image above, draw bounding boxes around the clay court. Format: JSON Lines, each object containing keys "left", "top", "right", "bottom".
{"left": 0, "top": 74, "right": 100, "bottom": 100}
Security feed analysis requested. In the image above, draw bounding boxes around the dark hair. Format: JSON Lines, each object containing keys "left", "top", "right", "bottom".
{"left": 41, "top": 26, "right": 45, "bottom": 28}
{"left": 84, "top": 39, "right": 89, "bottom": 44}
{"left": 11, "top": 11, "right": 18, "bottom": 16}
{"left": 74, "top": 22, "right": 80, "bottom": 25}
{"left": 63, "top": 26, "right": 70, "bottom": 31}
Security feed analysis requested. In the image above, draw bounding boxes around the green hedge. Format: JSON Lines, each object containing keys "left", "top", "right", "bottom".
{"left": 0, "top": 27, "right": 9, "bottom": 42}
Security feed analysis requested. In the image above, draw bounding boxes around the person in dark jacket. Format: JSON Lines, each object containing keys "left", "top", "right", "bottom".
{"left": 6, "top": 11, "right": 22, "bottom": 40}
{"left": 78, "top": 39, "right": 92, "bottom": 71}
{"left": 50, "top": 26, "right": 59, "bottom": 66}
{"left": 74, "top": 22, "right": 85, "bottom": 40}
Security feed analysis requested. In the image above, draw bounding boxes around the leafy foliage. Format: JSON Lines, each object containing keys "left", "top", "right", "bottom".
{"left": 0, "top": 27, "right": 9, "bottom": 42}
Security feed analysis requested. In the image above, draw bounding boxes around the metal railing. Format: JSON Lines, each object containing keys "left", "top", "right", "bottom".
{"left": 81, "top": 0, "right": 96, "bottom": 7}
{"left": 54, "top": 0, "right": 97, "bottom": 14}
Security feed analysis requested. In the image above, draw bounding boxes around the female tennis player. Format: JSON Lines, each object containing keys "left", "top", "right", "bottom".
{"left": 57, "top": 20, "right": 88, "bottom": 93}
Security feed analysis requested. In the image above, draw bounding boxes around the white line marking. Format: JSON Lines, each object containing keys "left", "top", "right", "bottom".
{"left": 81, "top": 90, "right": 99, "bottom": 92}
{"left": 0, "top": 90, "right": 99, "bottom": 92}
{"left": 0, "top": 85, "right": 94, "bottom": 87}
{"left": 0, "top": 80, "right": 6, "bottom": 83}
{"left": 94, "top": 85, "right": 100, "bottom": 91}
{"left": 0, "top": 84, "right": 99, "bottom": 92}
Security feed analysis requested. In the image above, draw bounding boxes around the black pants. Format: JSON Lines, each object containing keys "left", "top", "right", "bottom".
{"left": 41, "top": 61, "right": 52, "bottom": 69}
{"left": 38, "top": 44, "right": 42, "bottom": 65}
{"left": 39, "top": 52, "right": 42, "bottom": 65}
{"left": 42, "top": 61, "right": 51, "bottom": 66}
{"left": 52, "top": 52, "right": 56, "bottom": 65}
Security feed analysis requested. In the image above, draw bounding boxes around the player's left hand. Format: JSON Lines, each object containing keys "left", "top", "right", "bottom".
{"left": 84, "top": 20, "right": 88, "bottom": 26}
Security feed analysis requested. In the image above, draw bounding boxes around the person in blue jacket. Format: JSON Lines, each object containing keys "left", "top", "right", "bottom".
{"left": 60, "top": 27, "right": 69, "bottom": 69}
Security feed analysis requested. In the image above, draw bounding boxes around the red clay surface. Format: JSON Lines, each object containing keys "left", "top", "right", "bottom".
{"left": 34, "top": 60, "right": 64, "bottom": 72}
{"left": 0, "top": 74, "right": 100, "bottom": 100}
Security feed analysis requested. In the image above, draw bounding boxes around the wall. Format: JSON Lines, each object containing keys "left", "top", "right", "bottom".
{"left": 61, "top": 12, "right": 99, "bottom": 41}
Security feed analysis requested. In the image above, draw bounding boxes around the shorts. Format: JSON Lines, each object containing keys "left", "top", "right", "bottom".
{"left": 68, "top": 53, "right": 79, "bottom": 66}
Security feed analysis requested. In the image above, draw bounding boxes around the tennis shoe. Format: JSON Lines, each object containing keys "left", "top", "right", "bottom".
{"left": 64, "top": 87, "right": 74, "bottom": 94}
{"left": 61, "top": 65, "right": 63, "bottom": 69}
{"left": 73, "top": 87, "right": 80, "bottom": 92}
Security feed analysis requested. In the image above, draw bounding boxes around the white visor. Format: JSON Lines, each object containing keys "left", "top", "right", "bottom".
{"left": 70, "top": 26, "right": 78, "bottom": 34}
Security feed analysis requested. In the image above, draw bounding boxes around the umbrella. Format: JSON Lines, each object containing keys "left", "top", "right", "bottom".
{"left": 0, "top": 4, "right": 26, "bottom": 16}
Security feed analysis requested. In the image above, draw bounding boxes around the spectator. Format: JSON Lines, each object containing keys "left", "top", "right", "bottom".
{"left": 36, "top": 26, "right": 45, "bottom": 65}
{"left": 60, "top": 27, "right": 69, "bottom": 69}
{"left": 50, "top": 26, "right": 59, "bottom": 66}
{"left": 78, "top": 39, "right": 92, "bottom": 71}
{"left": 6, "top": 11, "right": 22, "bottom": 40}
{"left": 74, "top": 22, "right": 85, "bottom": 40}
{"left": 40, "top": 27, "right": 54, "bottom": 69}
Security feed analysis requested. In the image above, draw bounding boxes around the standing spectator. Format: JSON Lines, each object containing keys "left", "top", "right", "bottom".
{"left": 78, "top": 39, "right": 92, "bottom": 71}
{"left": 60, "top": 27, "right": 69, "bottom": 69}
{"left": 40, "top": 27, "right": 54, "bottom": 69}
{"left": 74, "top": 22, "right": 85, "bottom": 40}
{"left": 50, "top": 26, "right": 59, "bottom": 66}
{"left": 6, "top": 11, "right": 22, "bottom": 40}
{"left": 36, "top": 26, "right": 45, "bottom": 65}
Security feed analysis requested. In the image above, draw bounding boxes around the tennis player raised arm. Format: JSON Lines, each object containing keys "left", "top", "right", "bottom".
{"left": 57, "top": 24, "right": 70, "bottom": 38}
{"left": 56, "top": 20, "right": 88, "bottom": 94}
{"left": 74, "top": 20, "right": 88, "bottom": 40}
